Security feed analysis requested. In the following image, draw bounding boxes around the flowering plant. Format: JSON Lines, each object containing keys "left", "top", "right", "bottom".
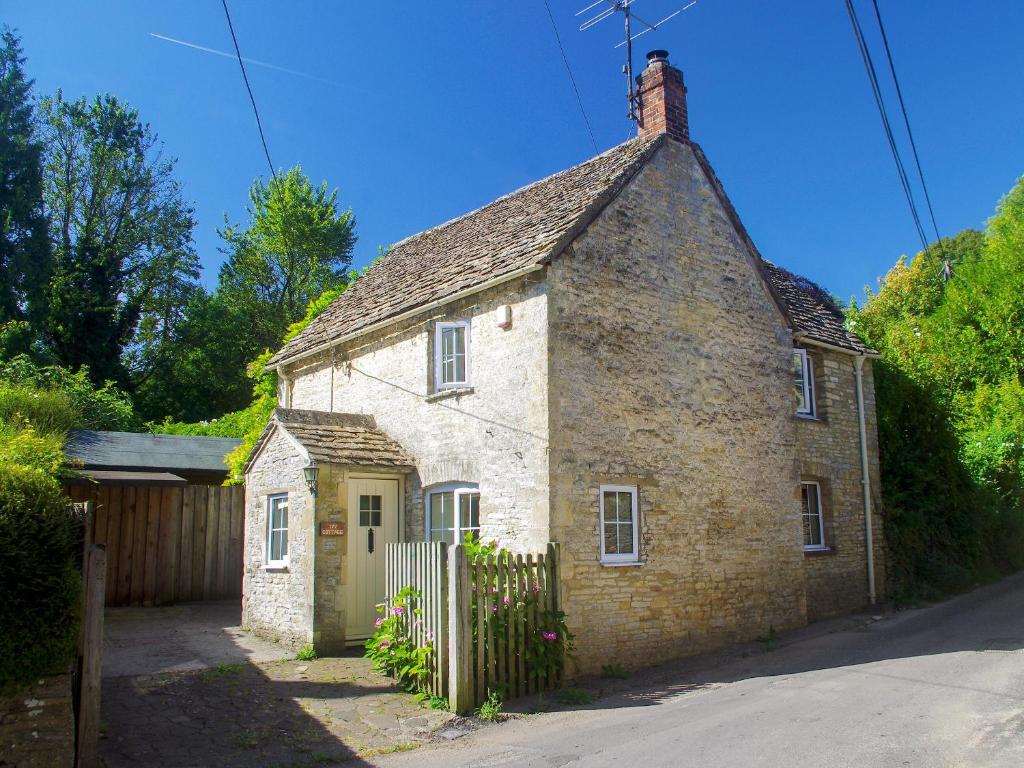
{"left": 364, "top": 585, "right": 432, "bottom": 692}
{"left": 524, "top": 608, "right": 575, "bottom": 681}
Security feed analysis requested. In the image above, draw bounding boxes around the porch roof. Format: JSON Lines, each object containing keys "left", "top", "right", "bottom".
{"left": 245, "top": 408, "right": 415, "bottom": 473}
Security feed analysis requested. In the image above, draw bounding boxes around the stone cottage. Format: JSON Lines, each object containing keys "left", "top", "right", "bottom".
{"left": 242, "top": 50, "right": 885, "bottom": 671}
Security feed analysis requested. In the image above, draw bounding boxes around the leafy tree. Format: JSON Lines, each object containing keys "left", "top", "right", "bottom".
{"left": 37, "top": 92, "right": 199, "bottom": 389}
{"left": 849, "top": 177, "right": 1024, "bottom": 598}
{"left": 131, "top": 289, "right": 255, "bottom": 422}
{"left": 134, "top": 167, "right": 356, "bottom": 422}
{"left": 217, "top": 166, "right": 356, "bottom": 353}
{"left": 0, "top": 28, "right": 49, "bottom": 329}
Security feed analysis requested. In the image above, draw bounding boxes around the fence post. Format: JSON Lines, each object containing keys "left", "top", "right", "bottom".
{"left": 76, "top": 544, "right": 106, "bottom": 768}
{"left": 447, "top": 543, "right": 473, "bottom": 714}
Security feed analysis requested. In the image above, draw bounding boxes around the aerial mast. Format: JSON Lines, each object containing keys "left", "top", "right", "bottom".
{"left": 577, "top": 1, "right": 699, "bottom": 128}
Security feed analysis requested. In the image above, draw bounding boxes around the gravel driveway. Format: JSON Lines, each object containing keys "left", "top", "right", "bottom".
{"left": 99, "top": 602, "right": 457, "bottom": 767}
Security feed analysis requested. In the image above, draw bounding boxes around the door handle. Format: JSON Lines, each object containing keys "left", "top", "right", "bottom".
{"left": 368, "top": 527, "right": 374, "bottom": 554}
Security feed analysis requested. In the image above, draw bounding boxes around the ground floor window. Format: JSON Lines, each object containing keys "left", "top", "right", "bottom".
{"left": 600, "top": 484, "right": 639, "bottom": 564}
{"left": 267, "top": 493, "right": 289, "bottom": 566}
{"left": 427, "top": 483, "right": 480, "bottom": 545}
{"left": 801, "top": 481, "right": 826, "bottom": 550}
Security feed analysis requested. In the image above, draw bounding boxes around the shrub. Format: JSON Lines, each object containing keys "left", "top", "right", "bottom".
{"left": 0, "top": 465, "right": 80, "bottom": 692}
{"left": 0, "top": 355, "right": 138, "bottom": 431}
{"left": 0, "top": 384, "right": 80, "bottom": 436}
{"left": 0, "top": 421, "right": 66, "bottom": 476}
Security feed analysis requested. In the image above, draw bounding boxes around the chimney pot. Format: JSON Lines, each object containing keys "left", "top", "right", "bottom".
{"left": 637, "top": 50, "right": 689, "bottom": 142}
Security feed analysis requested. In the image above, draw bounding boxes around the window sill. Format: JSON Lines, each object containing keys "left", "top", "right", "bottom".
{"left": 803, "top": 547, "right": 832, "bottom": 557}
{"left": 426, "top": 386, "right": 475, "bottom": 403}
{"left": 600, "top": 559, "right": 644, "bottom": 568}
{"left": 795, "top": 413, "right": 822, "bottom": 422}
{"left": 264, "top": 563, "right": 290, "bottom": 572}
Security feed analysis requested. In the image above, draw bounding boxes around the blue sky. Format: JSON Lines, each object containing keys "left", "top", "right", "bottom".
{"left": 7, "top": 0, "right": 1023, "bottom": 302}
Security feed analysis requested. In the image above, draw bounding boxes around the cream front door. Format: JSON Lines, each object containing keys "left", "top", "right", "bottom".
{"left": 346, "top": 478, "right": 399, "bottom": 639}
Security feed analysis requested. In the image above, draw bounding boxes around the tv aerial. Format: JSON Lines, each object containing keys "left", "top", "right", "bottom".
{"left": 576, "top": 1, "right": 699, "bottom": 124}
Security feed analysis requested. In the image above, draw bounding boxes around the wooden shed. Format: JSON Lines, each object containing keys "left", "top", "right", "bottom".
{"left": 64, "top": 431, "right": 245, "bottom": 607}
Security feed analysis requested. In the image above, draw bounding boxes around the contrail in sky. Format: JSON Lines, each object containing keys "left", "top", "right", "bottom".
{"left": 149, "top": 32, "right": 336, "bottom": 85}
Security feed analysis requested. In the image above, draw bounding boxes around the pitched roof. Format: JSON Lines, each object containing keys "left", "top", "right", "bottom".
{"left": 268, "top": 134, "right": 664, "bottom": 366}
{"left": 762, "top": 261, "right": 876, "bottom": 354}
{"left": 65, "top": 430, "right": 240, "bottom": 474}
{"left": 245, "top": 408, "right": 414, "bottom": 472}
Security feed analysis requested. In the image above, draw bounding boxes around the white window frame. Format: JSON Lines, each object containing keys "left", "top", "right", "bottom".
{"left": 801, "top": 481, "right": 827, "bottom": 551}
{"left": 599, "top": 484, "right": 640, "bottom": 565}
{"left": 434, "top": 320, "right": 471, "bottom": 391}
{"left": 266, "top": 493, "right": 289, "bottom": 567}
{"left": 425, "top": 483, "right": 480, "bottom": 544}
{"left": 794, "top": 348, "right": 816, "bottom": 417}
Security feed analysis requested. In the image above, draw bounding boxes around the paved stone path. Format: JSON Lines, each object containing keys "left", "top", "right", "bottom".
{"left": 100, "top": 655, "right": 458, "bottom": 767}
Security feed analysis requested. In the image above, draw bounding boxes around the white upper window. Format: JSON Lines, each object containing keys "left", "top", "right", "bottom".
{"left": 266, "top": 494, "right": 289, "bottom": 567}
{"left": 793, "top": 348, "right": 816, "bottom": 417}
{"left": 599, "top": 485, "right": 640, "bottom": 564}
{"left": 426, "top": 483, "right": 480, "bottom": 545}
{"left": 434, "top": 321, "right": 470, "bottom": 390}
{"left": 801, "top": 481, "right": 826, "bottom": 551}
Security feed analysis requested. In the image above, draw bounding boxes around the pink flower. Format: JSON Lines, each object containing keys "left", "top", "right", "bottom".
{"left": 379, "top": 638, "right": 391, "bottom": 647}
{"left": 426, "top": 630, "right": 434, "bottom": 643}
{"left": 542, "top": 631, "right": 558, "bottom": 641}
{"left": 374, "top": 617, "right": 384, "bottom": 627}
{"left": 391, "top": 605, "right": 405, "bottom": 616}
{"left": 503, "top": 596, "right": 511, "bottom": 606}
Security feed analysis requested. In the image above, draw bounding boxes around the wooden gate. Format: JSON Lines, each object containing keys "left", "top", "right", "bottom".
{"left": 65, "top": 484, "right": 244, "bottom": 607}
{"left": 384, "top": 541, "right": 561, "bottom": 713}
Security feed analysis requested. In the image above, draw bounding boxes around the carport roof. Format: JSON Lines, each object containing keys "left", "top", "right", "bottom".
{"left": 65, "top": 430, "right": 240, "bottom": 473}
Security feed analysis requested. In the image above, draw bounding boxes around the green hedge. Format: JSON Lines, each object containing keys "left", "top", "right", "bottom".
{"left": 0, "top": 465, "right": 81, "bottom": 692}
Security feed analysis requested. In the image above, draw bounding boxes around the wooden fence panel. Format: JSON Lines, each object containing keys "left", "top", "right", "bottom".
{"left": 385, "top": 541, "right": 561, "bottom": 713}
{"left": 385, "top": 542, "right": 448, "bottom": 698}
{"left": 65, "top": 483, "right": 244, "bottom": 607}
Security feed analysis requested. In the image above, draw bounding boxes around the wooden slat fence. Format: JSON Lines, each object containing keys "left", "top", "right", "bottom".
{"left": 385, "top": 541, "right": 561, "bottom": 713}
{"left": 65, "top": 484, "right": 244, "bottom": 607}
{"left": 384, "top": 542, "right": 448, "bottom": 698}
{"left": 466, "top": 544, "right": 561, "bottom": 705}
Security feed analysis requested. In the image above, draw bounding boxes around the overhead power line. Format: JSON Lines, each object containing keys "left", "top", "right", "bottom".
{"left": 221, "top": 0, "right": 277, "bottom": 180}
{"left": 868, "top": 0, "right": 946, "bottom": 253}
{"left": 542, "top": 0, "right": 600, "bottom": 154}
{"left": 843, "top": 0, "right": 929, "bottom": 253}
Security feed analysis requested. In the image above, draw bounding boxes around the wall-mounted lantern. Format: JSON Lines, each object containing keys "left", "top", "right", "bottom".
{"left": 303, "top": 461, "right": 319, "bottom": 498}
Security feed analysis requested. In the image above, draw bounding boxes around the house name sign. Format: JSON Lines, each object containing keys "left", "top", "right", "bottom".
{"left": 319, "top": 522, "right": 345, "bottom": 537}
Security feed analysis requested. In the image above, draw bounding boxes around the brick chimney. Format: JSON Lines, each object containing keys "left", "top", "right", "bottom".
{"left": 636, "top": 50, "right": 688, "bottom": 142}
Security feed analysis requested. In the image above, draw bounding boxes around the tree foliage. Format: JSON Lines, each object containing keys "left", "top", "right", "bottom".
{"left": 850, "top": 178, "right": 1024, "bottom": 598}
{"left": 0, "top": 28, "right": 49, "bottom": 328}
{"left": 218, "top": 166, "right": 356, "bottom": 353}
{"left": 133, "top": 167, "right": 357, "bottom": 423}
{"left": 38, "top": 92, "right": 199, "bottom": 388}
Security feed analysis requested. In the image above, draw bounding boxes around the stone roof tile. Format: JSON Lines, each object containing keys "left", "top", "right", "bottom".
{"left": 762, "top": 261, "right": 876, "bottom": 354}
{"left": 268, "top": 135, "right": 664, "bottom": 366}
{"left": 245, "top": 408, "right": 414, "bottom": 472}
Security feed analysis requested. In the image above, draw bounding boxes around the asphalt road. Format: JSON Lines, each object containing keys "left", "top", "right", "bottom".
{"left": 374, "top": 572, "right": 1024, "bottom": 768}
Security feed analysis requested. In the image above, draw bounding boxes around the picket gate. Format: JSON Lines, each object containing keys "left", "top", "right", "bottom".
{"left": 384, "top": 542, "right": 448, "bottom": 698}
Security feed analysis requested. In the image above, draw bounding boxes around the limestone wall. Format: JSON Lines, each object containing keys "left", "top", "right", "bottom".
{"left": 0, "top": 671, "right": 74, "bottom": 768}
{"left": 242, "top": 427, "right": 315, "bottom": 648}
{"left": 547, "top": 139, "right": 808, "bottom": 673}
{"left": 288, "top": 281, "right": 551, "bottom": 552}
{"left": 796, "top": 349, "right": 886, "bottom": 618}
